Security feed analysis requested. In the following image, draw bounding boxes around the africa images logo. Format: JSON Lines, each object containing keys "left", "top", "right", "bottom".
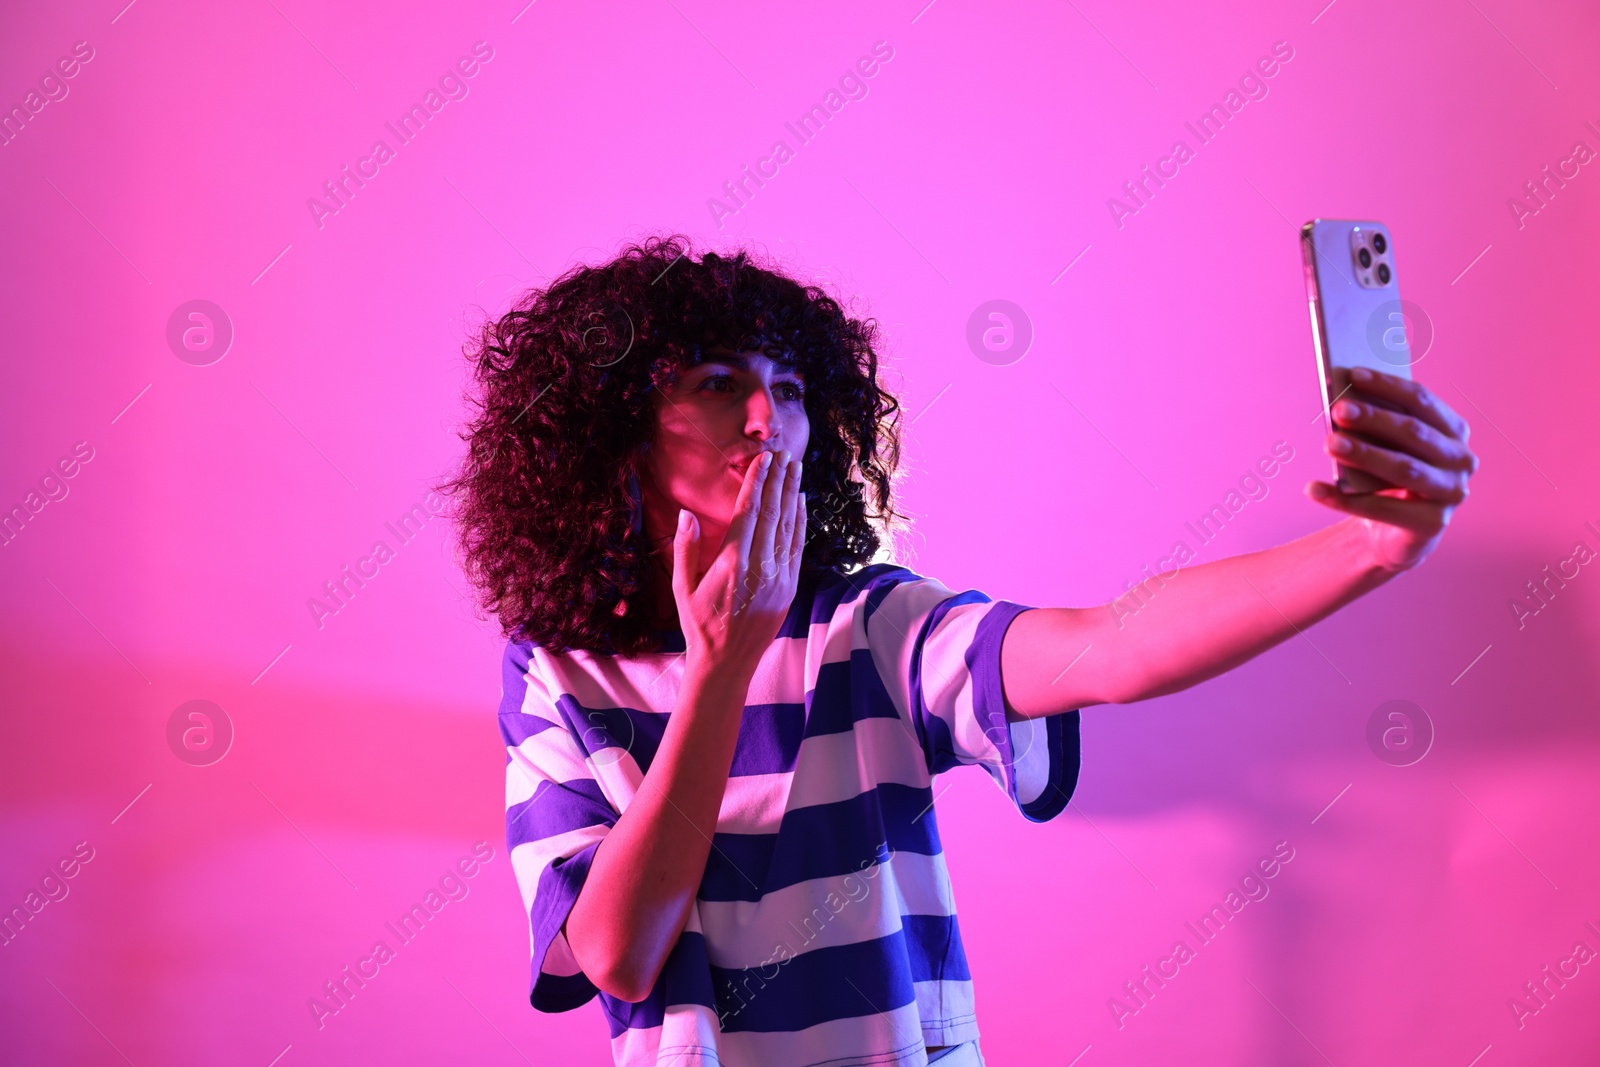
{"left": 305, "top": 42, "right": 495, "bottom": 230}
{"left": 1106, "top": 40, "right": 1295, "bottom": 229}
{"left": 707, "top": 40, "right": 895, "bottom": 229}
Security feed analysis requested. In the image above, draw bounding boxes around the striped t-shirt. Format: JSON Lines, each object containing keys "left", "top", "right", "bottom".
{"left": 499, "top": 561, "right": 1083, "bottom": 1067}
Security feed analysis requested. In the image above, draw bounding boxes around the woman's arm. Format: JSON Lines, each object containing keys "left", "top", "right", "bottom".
{"left": 1002, "top": 517, "right": 1393, "bottom": 715}
{"left": 566, "top": 449, "right": 807, "bottom": 1002}
{"left": 564, "top": 659, "right": 753, "bottom": 1003}
{"left": 1001, "top": 366, "right": 1479, "bottom": 718}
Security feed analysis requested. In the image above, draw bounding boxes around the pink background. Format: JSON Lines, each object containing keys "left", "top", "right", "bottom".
{"left": 3, "top": 0, "right": 1598, "bottom": 1063}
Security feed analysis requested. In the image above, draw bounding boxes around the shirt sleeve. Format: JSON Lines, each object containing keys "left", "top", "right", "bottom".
{"left": 859, "top": 567, "right": 1081, "bottom": 823}
{"left": 499, "top": 638, "right": 619, "bottom": 1012}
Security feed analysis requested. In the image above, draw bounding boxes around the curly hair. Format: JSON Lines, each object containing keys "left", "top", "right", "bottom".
{"left": 436, "top": 234, "right": 908, "bottom": 656}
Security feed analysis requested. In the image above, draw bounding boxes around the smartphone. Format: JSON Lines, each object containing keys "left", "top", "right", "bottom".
{"left": 1300, "top": 218, "right": 1415, "bottom": 494}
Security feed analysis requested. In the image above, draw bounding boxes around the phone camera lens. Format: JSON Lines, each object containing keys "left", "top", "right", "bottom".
{"left": 1358, "top": 248, "right": 1372, "bottom": 268}
{"left": 1376, "top": 263, "right": 1391, "bottom": 284}
{"left": 1372, "top": 233, "right": 1388, "bottom": 254}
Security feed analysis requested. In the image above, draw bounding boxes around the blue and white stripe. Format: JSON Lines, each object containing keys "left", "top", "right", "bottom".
{"left": 499, "top": 562, "right": 1081, "bottom": 1066}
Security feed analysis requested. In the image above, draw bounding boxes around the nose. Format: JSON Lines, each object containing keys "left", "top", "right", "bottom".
{"left": 744, "top": 385, "right": 778, "bottom": 442}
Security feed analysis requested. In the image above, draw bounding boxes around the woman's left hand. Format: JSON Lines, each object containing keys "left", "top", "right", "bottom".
{"left": 1305, "top": 366, "right": 1480, "bottom": 574}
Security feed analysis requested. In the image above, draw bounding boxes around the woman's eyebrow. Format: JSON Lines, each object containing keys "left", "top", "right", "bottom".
{"left": 697, "top": 354, "right": 804, "bottom": 377}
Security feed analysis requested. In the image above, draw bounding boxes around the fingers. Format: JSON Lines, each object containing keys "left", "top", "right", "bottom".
{"left": 774, "top": 454, "right": 801, "bottom": 572}
{"left": 724, "top": 453, "right": 775, "bottom": 618}
{"left": 1305, "top": 480, "right": 1448, "bottom": 529}
{"left": 1324, "top": 427, "right": 1470, "bottom": 502}
{"left": 671, "top": 507, "right": 698, "bottom": 607}
{"left": 697, "top": 450, "right": 805, "bottom": 625}
{"left": 731, "top": 450, "right": 767, "bottom": 513}
{"left": 1329, "top": 396, "right": 1473, "bottom": 472}
{"left": 1327, "top": 378, "right": 1480, "bottom": 505}
{"left": 789, "top": 490, "right": 808, "bottom": 579}
{"left": 1346, "top": 367, "right": 1471, "bottom": 445}
{"left": 730, "top": 452, "right": 773, "bottom": 565}
{"left": 1326, "top": 403, "right": 1473, "bottom": 503}
{"left": 749, "top": 451, "right": 792, "bottom": 579}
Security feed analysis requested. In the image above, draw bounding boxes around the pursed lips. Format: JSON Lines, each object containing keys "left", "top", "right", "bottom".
{"left": 729, "top": 452, "right": 775, "bottom": 475}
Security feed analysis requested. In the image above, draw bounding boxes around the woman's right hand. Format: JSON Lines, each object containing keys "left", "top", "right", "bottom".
{"left": 670, "top": 450, "right": 806, "bottom": 676}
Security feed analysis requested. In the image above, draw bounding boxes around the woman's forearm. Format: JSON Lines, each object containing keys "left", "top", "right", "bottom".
{"left": 1004, "top": 516, "right": 1397, "bottom": 716}
{"left": 564, "top": 658, "right": 751, "bottom": 1002}
{"left": 1108, "top": 515, "right": 1395, "bottom": 701}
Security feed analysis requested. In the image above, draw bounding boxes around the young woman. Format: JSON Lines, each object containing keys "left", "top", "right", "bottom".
{"left": 441, "top": 235, "right": 1477, "bottom": 1067}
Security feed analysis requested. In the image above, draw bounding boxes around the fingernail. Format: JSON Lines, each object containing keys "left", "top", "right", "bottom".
{"left": 677, "top": 509, "right": 689, "bottom": 530}
{"left": 1336, "top": 401, "right": 1360, "bottom": 419}
{"left": 1350, "top": 367, "right": 1371, "bottom": 381}
{"left": 760, "top": 452, "right": 773, "bottom": 468}
{"left": 1329, "top": 435, "right": 1352, "bottom": 454}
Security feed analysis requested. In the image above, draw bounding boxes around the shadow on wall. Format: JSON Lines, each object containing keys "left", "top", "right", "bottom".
{"left": 1077, "top": 543, "right": 1600, "bottom": 820}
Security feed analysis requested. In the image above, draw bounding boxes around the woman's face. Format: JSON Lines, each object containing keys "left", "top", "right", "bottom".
{"left": 639, "top": 349, "right": 810, "bottom": 578}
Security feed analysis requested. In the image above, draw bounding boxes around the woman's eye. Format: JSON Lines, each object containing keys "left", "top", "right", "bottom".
{"left": 699, "top": 375, "right": 803, "bottom": 400}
